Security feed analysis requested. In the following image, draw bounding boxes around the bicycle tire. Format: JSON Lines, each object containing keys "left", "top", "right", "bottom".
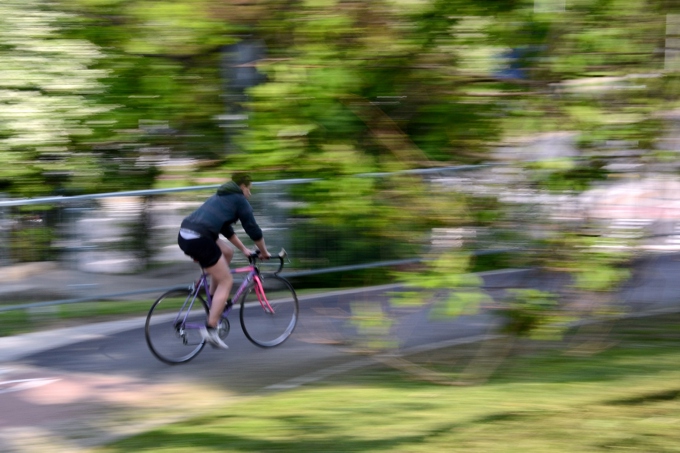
{"left": 240, "top": 274, "right": 299, "bottom": 348}
{"left": 145, "top": 288, "right": 209, "bottom": 364}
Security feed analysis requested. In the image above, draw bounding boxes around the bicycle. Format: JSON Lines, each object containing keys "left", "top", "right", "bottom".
{"left": 145, "top": 249, "right": 299, "bottom": 365}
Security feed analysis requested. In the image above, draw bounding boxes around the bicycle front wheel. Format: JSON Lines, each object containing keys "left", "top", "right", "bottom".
{"left": 145, "top": 288, "right": 209, "bottom": 364}
{"left": 240, "top": 274, "right": 299, "bottom": 348}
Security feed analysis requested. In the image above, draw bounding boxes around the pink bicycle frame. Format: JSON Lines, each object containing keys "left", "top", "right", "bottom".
{"left": 229, "top": 266, "right": 275, "bottom": 315}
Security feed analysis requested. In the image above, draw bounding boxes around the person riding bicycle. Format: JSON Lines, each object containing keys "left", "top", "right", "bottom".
{"left": 177, "top": 172, "right": 271, "bottom": 349}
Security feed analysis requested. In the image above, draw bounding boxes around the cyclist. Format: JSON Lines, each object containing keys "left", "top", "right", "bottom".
{"left": 177, "top": 172, "right": 271, "bottom": 349}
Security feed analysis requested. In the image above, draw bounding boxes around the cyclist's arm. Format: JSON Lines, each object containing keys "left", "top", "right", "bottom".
{"left": 237, "top": 201, "right": 264, "bottom": 243}
{"left": 225, "top": 233, "right": 252, "bottom": 257}
{"left": 236, "top": 199, "right": 270, "bottom": 259}
{"left": 253, "top": 238, "right": 271, "bottom": 259}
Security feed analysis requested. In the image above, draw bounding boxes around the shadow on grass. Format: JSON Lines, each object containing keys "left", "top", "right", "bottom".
{"left": 102, "top": 421, "right": 462, "bottom": 452}
{"left": 606, "top": 389, "right": 680, "bottom": 406}
{"left": 102, "top": 409, "right": 558, "bottom": 453}
{"left": 341, "top": 313, "right": 680, "bottom": 390}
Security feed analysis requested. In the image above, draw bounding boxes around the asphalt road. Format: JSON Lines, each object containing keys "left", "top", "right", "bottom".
{"left": 0, "top": 282, "right": 505, "bottom": 453}
{"left": 1, "top": 256, "right": 680, "bottom": 452}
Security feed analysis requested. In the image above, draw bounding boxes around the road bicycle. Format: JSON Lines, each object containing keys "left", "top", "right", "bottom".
{"left": 145, "top": 249, "right": 299, "bottom": 365}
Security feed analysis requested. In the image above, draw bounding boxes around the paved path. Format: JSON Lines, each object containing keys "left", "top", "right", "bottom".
{"left": 0, "top": 264, "right": 526, "bottom": 452}
{"left": 0, "top": 283, "right": 495, "bottom": 452}
{"left": 1, "top": 255, "right": 680, "bottom": 452}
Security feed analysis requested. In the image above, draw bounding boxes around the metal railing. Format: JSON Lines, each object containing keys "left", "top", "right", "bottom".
{"left": 4, "top": 163, "right": 676, "bottom": 313}
{"left": 0, "top": 164, "right": 492, "bottom": 208}
{"left": 0, "top": 165, "right": 497, "bottom": 312}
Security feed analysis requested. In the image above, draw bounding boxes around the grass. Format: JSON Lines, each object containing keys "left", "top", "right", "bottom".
{"left": 93, "top": 314, "right": 680, "bottom": 452}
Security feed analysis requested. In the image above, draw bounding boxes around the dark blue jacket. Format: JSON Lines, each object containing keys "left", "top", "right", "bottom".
{"left": 180, "top": 181, "right": 263, "bottom": 241}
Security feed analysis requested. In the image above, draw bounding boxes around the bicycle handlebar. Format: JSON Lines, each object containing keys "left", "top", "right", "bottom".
{"left": 248, "top": 248, "right": 288, "bottom": 274}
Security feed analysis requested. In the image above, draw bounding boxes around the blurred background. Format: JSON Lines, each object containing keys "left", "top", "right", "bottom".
{"left": 5, "top": 3, "right": 680, "bottom": 450}
{"left": 2, "top": 0, "right": 680, "bottom": 305}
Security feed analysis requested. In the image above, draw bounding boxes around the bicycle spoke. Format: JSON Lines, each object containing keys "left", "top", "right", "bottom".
{"left": 145, "top": 289, "right": 208, "bottom": 364}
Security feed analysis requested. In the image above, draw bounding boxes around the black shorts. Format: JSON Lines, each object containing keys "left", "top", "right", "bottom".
{"left": 177, "top": 233, "right": 222, "bottom": 269}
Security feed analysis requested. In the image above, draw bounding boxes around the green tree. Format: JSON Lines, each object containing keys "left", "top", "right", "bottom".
{"left": 222, "top": 0, "right": 516, "bottom": 275}
{"left": 0, "top": 0, "right": 112, "bottom": 197}
{"left": 11, "top": 0, "right": 674, "bottom": 367}
{"left": 59, "top": 0, "right": 245, "bottom": 191}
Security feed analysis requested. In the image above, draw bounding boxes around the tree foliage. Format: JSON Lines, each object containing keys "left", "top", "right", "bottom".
{"left": 0, "top": 0, "right": 111, "bottom": 196}
{"left": 4, "top": 1, "right": 679, "bottom": 361}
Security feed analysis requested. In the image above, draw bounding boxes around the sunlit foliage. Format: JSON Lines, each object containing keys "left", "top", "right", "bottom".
{"left": 0, "top": 0, "right": 111, "bottom": 196}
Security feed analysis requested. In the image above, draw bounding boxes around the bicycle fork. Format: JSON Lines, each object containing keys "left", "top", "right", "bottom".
{"left": 253, "top": 275, "right": 275, "bottom": 314}
{"left": 231, "top": 273, "right": 275, "bottom": 315}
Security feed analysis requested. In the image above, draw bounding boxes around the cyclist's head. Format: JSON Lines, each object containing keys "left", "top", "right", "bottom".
{"left": 232, "top": 172, "right": 253, "bottom": 198}
{"left": 232, "top": 172, "right": 252, "bottom": 187}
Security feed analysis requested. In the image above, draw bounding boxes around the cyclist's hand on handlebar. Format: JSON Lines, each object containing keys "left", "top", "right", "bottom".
{"left": 243, "top": 248, "right": 271, "bottom": 260}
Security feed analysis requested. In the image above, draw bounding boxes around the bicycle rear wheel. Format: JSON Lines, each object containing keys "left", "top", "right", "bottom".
{"left": 145, "top": 288, "right": 209, "bottom": 364}
{"left": 240, "top": 274, "right": 299, "bottom": 347}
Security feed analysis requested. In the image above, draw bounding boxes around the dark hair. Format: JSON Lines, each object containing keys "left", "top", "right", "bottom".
{"left": 231, "top": 172, "right": 253, "bottom": 187}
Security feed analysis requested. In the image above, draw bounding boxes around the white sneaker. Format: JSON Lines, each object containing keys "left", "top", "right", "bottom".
{"left": 200, "top": 326, "right": 229, "bottom": 349}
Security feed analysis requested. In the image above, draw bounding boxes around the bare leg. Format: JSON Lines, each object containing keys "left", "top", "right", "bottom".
{"left": 204, "top": 255, "right": 233, "bottom": 328}
{"left": 208, "top": 239, "right": 234, "bottom": 297}
{"left": 217, "top": 238, "right": 235, "bottom": 265}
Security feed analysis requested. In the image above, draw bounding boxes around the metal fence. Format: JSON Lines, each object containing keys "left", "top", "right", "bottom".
{"left": 4, "top": 164, "right": 680, "bottom": 313}
{"left": 1, "top": 165, "right": 504, "bottom": 312}
{"left": 0, "top": 166, "right": 490, "bottom": 270}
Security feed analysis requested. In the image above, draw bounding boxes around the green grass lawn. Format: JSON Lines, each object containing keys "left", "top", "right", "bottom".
{"left": 93, "top": 314, "right": 680, "bottom": 452}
